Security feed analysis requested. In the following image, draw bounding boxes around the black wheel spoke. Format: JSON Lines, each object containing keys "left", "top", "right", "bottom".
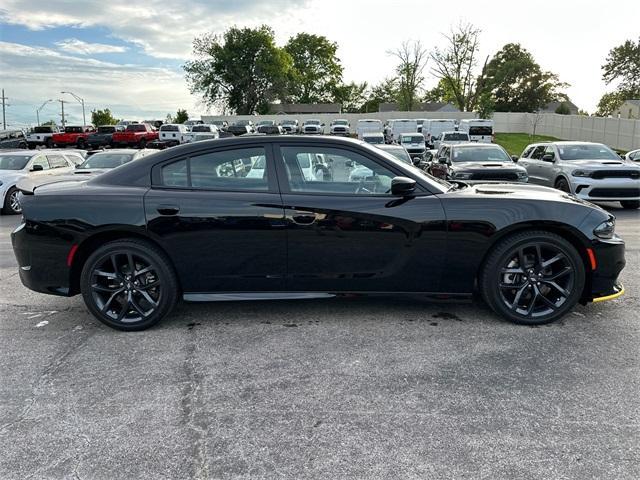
{"left": 524, "top": 287, "right": 539, "bottom": 316}
{"left": 129, "top": 295, "right": 148, "bottom": 317}
{"left": 137, "top": 289, "right": 158, "bottom": 308}
{"left": 127, "top": 253, "right": 136, "bottom": 275}
{"left": 518, "top": 248, "right": 527, "bottom": 270}
{"left": 541, "top": 253, "right": 564, "bottom": 269}
{"left": 546, "top": 266, "right": 572, "bottom": 281}
{"left": 92, "top": 283, "right": 121, "bottom": 293}
{"left": 138, "top": 279, "right": 161, "bottom": 290}
{"left": 501, "top": 267, "right": 524, "bottom": 274}
{"left": 94, "top": 269, "right": 118, "bottom": 280}
{"left": 134, "top": 266, "right": 153, "bottom": 278}
{"left": 110, "top": 254, "right": 119, "bottom": 275}
{"left": 535, "top": 245, "right": 543, "bottom": 268}
{"left": 542, "top": 280, "right": 570, "bottom": 297}
{"left": 510, "top": 284, "right": 529, "bottom": 310}
{"left": 101, "top": 289, "right": 123, "bottom": 313}
{"left": 537, "top": 289, "right": 558, "bottom": 310}
{"left": 500, "top": 281, "right": 527, "bottom": 289}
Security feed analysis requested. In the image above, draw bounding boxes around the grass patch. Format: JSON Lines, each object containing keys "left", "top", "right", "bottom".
{"left": 494, "top": 133, "right": 559, "bottom": 156}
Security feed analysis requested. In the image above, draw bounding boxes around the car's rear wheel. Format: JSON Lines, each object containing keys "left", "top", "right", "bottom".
{"left": 621, "top": 200, "right": 639, "bottom": 209}
{"left": 554, "top": 177, "right": 571, "bottom": 193}
{"left": 139, "top": 139, "right": 147, "bottom": 148}
{"left": 80, "top": 240, "right": 178, "bottom": 331}
{"left": 45, "top": 138, "right": 53, "bottom": 148}
{"left": 480, "top": 231, "right": 585, "bottom": 325}
{"left": 2, "top": 187, "right": 22, "bottom": 214}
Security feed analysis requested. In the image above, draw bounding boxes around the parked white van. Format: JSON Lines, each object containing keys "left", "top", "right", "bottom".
{"left": 159, "top": 124, "right": 191, "bottom": 146}
{"left": 356, "top": 119, "right": 383, "bottom": 139}
{"left": 423, "top": 119, "right": 457, "bottom": 147}
{"left": 459, "top": 119, "right": 494, "bottom": 143}
{"left": 389, "top": 119, "right": 418, "bottom": 143}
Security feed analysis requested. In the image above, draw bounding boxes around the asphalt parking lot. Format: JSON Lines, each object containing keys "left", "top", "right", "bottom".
{"left": 0, "top": 205, "right": 638, "bottom": 479}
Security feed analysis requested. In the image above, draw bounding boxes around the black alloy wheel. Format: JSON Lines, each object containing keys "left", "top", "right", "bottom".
{"left": 139, "top": 138, "right": 147, "bottom": 148}
{"left": 77, "top": 138, "right": 86, "bottom": 149}
{"left": 555, "top": 177, "right": 571, "bottom": 193}
{"left": 481, "top": 231, "right": 585, "bottom": 325}
{"left": 80, "top": 240, "right": 178, "bottom": 330}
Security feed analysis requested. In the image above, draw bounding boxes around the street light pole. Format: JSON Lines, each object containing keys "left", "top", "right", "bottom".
{"left": 61, "top": 91, "right": 86, "bottom": 126}
{"left": 57, "top": 99, "right": 67, "bottom": 128}
{"left": 36, "top": 99, "right": 53, "bottom": 126}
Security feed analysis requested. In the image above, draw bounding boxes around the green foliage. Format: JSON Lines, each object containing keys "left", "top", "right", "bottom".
{"left": 494, "top": 133, "right": 559, "bottom": 156}
{"left": 284, "top": 33, "right": 343, "bottom": 103}
{"left": 481, "top": 43, "right": 568, "bottom": 113}
{"left": 391, "top": 40, "right": 428, "bottom": 111}
{"left": 602, "top": 38, "right": 640, "bottom": 98}
{"left": 41, "top": 119, "right": 57, "bottom": 126}
{"left": 596, "top": 91, "right": 624, "bottom": 116}
{"left": 332, "top": 82, "right": 368, "bottom": 113}
{"left": 174, "top": 109, "right": 189, "bottom": 124}
{"left": 91, "top": 108, "right": 119, "bottom": 126}
{"left": 361, "top": 77, "right": 397, "bottom": 113}
{"left": 184, "top": 25, "right": 292, "bottom": 114}
{"left": 554, "top": 102, "right": 571, "bottom": 115}
{"left": 423, "top": 79, "right": 457, "bottom": 104}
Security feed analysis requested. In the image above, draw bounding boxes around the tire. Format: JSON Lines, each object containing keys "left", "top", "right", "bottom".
{"left": 138, "top": 139, "right": 147, "bottom": 149}
{"left": 77, "top": 138, "right": 86, "bottom": 149}
{"left": 555, "top": 177, "right": 571, "bottom": 193}
{"left": 45, "top": 138, "right": 53, "bottom": 148}
{"left": 18, "top": 142, "right": 27, "bottom": 149}
{"left": 80, "top": 239, "right": 178, "bottom": 331}
{"left": 621, "top": 200, "right": 639, "bottom": 209}
{"left": 480, "top": 231, "right": 585, "bottom": 326}
{"left": 2, "top": 186, "right": 22, "bottom": 215}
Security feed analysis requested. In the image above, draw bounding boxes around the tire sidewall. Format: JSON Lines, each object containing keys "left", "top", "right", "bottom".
{"left": 80, "top": 240, "right": 177, "bottom": 331}
{"left": 3, "top": 187, "right": 22, "bottom": 214}
{"left": 483, "top": 233, "right": 585, "bottom": 325}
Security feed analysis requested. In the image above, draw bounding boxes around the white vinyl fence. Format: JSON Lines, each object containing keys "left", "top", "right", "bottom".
{"left": 202, "top": 112, "right": 640, "bottom": 151}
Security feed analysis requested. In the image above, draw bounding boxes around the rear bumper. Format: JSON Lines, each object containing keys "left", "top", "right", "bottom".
{"left": 11, "top": 220, "right": 73, "bottom": 296}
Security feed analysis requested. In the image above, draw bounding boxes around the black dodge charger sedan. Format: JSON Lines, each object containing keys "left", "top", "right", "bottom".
{"left": 11, "top": 136, "right": 625, "bottom": 331}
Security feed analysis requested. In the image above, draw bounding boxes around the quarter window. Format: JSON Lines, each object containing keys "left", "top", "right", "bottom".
{"left": 160, "top": 147, "right": 268, "bottom": 191}
{"left": 280, "top": 146, "right": 397, "bottom": 195}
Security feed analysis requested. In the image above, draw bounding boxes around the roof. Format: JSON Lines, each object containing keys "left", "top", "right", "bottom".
{"left": 378, "top": 102, "right": 461, "bottom": 112}
{"left": 542, "top": 100, "right": 579, "bottom": 113}
{"left": 268, "top": 103, "right": 342, "bottom": 114}
{"left": 621, "top": 99, "right": 640, "bottom": 107}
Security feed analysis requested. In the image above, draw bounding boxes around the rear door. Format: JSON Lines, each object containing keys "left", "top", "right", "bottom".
{"left": 274, "top": 142, "right": 446, "bottom": 293}
{"left": 522, "top": 145, "right": 547, "bottom": 184}
{"left": 45, "top": 153, "right": 74, "bottom": 175}
{"left": 145, "top": 143, "right": 286, "bottom": 294}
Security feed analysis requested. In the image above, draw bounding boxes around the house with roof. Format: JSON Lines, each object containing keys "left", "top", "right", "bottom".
{"left": 613, "top": 99, "right": 640, "bottom": 119}
{"left": 378, "top": 102, "right": 460, "bottom": 113}
{"left": 541, "top": 100, "right": 579, "bottom": 115}
{"left": 267, "top": 103, "right": 342, "bottom": 114}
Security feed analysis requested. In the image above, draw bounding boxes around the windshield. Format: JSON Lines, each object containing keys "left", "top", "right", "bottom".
{"left": 236, "top": 120, "right": 251, "bottom": 126}
{"left": 65, "top": 126, "right": 83, "bottom": 133}
{"left": 452, "top": 146, "right": 510, "bottom": 163}
{"left": 78, "top": 153, "right": 134, "bottom": 169}
{"left": 305, "top": 120, "right": 321, "bottom": 125}
{"left": 97, "top": 126, "right": 116, "bottom": 133}
{"left": 401, "top": 135, "right": 424, "bottom": 143}
{"left": 333, "top": 120, "right": 348, "bottom": 125}
{"left": 557, "top": 143, "right": 620, "bottom": 161}
{"left": 257, "top": 121, "right": 274, "bottom": 126}
{"left": 34, "top": 126, "right": 54, "bottom": 133}
{"left": 191, "top": 125, "right": 212, "bottom": 132}
{"left": 282, "top": 120, "right": 296, "bottom": 125}
{"left": 381, "top": 147, "right": 412, "bottom": 164}
{"left": 443, "top": 133, "right": 469, "bottom": 141}
{"left": 126, "top": 124, "right": 146, "bottom": 132}
{"left": 363, "top": 135, "right": 384, "bottom": 144}
{"left": 468, "top": 126, "right": 493, "bottom": 136}
{"left": 0, "top": 154, "right": 31, "bottom": 170}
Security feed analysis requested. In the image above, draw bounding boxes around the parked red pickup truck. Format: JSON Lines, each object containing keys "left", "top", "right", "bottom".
{"left": 111, "top": 123, "right": 158, "bottom": 147}
{"left": 52, "top": 126, "right": 95, "bottom": 148}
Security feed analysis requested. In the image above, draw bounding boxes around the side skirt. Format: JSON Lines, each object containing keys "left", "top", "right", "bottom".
{"left": 182, "top": 292, "right": 473, "bottom": 303}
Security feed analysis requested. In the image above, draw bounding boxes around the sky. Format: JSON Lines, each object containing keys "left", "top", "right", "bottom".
{"left": 0, "top": 0, "right": 638, "bottom": 127}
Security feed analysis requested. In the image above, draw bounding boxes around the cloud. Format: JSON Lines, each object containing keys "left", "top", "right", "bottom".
{"left": 55, "top": 38, "right": 127, "bottom": 54}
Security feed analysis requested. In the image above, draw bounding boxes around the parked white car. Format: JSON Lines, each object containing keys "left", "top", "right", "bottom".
{"left": 398, "top": 133, "right": 426, "bottom": 160}
{"left": 518, "top": 141, "right": 640, "bottom": 209}
{"left": 433, "top": 131, "right": 470, "bottom": 150}
{"left": 187, "top": 124, "right": 220, "bottom": 142}
{"left": 329, "top": 119, "right": 350, "bottom": 136}
{"left": 624, "top": 149, "right": 640, "bottom": 162}
{"left": 159, "top": 124, "right": 191, "bottom": 146}
{"left": 280, "top": 119, "right": 300, "bottom": 134}
{"left": 247, "top": 153, "right": 323, "bottom": 181}
{"left": 356, "top": 119, "right": 383, "bottom": 139}
{"left": 0, "top": 150, "right": 80, "bottom": 214}
{"left": 386, "top": 119, "right": 418, "bottom": 143}
{"left": 302, "top": 119, "right": 324, "bottom": 135}
{"left": 459, "top": 119, "right": 494, "bottom": 143}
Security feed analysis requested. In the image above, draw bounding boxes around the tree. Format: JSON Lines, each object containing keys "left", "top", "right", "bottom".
{"left": 174, "top": 109, "right": 189, "bottom": 124}
{"left": 361, "top": 77, "right": 398, "bottom": 113}
{"left": 555, "top": 102, "right": 571, "bottom": 115}
{"left": 284, "top": 33, "right": 343, "bottom": 103}
{"left": 430, "top": 23, "right": 487, "bottom": 112}
{"left": 595, "top": 91, "right": 624, "bottom": 117}
{"left": 602, "top": 38, "right": 640, "bottom": 98}
{"left": 423, "top": 78, "right": 457, "bottom": 104}
{"left": 389, "top": 40, "right": 428, "bottom": 111}
{"left": 184, "top": 25, "right": 292, "bottom": 114}
{"left": 91, "top": 108, "right": 119, "bottom": 126}
{"left": 332, "top": 82, "right": 368, "bottom": 113}
{"left": 480, "top": 43, "right": 568, "bottom": 113}
{"left": 41, "top": 119, "right": 57, "bottom": 126}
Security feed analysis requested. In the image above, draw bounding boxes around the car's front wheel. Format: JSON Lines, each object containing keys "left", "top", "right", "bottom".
{"left": 621, "top": 200, "right": 639, "bottom": 209}
{"left": 480, "top": 231, "right": 585, "bottom": 325}
{"left": 80, "top": 240, "right": 178, "bottom": 331}
{"left": 555, "top": 177, "right": 571, "bottom": 193}
{"left": 2, "top": 187, "right": 22, "bottom": 214}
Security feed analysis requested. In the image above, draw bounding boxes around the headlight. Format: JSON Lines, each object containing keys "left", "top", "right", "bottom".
{"left": 594, "top": 218, "right": 615, "bottom": 239}
{"left": 517, "top": 171, "right": 528, "bottom": 179}
{"left": 572, "top": 169, "right": 592, "bottom": 177}
{"left": 453, "top": 172, "right": 472, "bottom": 179}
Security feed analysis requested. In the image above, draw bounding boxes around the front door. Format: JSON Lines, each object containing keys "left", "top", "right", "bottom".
{"left": 145, "top": 144, "right": 286, "bottom": 294}
{"left": 274, "top": 143, "right": 447, "bottom": 293}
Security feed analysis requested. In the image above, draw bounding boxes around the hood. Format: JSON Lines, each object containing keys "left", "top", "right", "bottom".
{"left": 0, "top": 170, "right": 27, "bottom": 185}
{"left": 560, "top": 159, "right": 639, "bottom": 169}
{"left": 446, "top": 182, "right": 599, "bottom": 209}
{"left": 451, "top": 161, "right": 524, "bottom": 171}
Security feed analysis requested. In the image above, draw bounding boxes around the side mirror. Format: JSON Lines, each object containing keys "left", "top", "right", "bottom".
{"left": 542, "top": 154, "right": 555, "bottom": 162}
{"left": 438, "top": 157, "right": 448, "bottom": 164}
{"left": 31, "top": 164, "right": 44, "bottom": 172}
{"left": 511, "top": 155, "right": 519, "bottom": 162}
{"left": 391, "top": 176, "right": 416, "bottom": 196}
{"left": 412, "top": 158, "right": 421, "bottom": 166}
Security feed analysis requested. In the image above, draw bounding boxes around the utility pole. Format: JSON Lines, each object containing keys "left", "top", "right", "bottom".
{"left": 1, "top": 89, "right": 7, "bottom": 129}
{"left": 57, "top": 99, "right": 67, "bottom": 128}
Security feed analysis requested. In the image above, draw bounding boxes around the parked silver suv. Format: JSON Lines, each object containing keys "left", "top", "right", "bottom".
{"left": 518, "top": 141, "right": 640, "bottom": 209}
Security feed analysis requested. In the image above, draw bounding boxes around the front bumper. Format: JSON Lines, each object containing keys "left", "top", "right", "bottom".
{"left": 572, "top": 177, "right": 640, "bottom": 201}
{"left": 586, "top": 236, "right": 626, "bottom": 302}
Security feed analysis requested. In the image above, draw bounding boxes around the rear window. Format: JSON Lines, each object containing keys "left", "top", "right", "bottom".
{"left": 402, "top": 135, "right": 424, "bottom": 143}
{"left": 443, "top": 133, "right": 469, "bottom": 141}
{"left": 34, "top": 126, "right": 54, "bottom": 133}
{"left": 64, "top": 126, "right": 83, "bottom": 133}
{"left": 160, "top": 125, "right": 179, "bottom": 132}
{"left": 468, "top": 126, "right": 493, "bottom": 136}
{"left": 126, "top": 124, "right": 147, "bottom": 132}
{"left": 97, "top": 126, "right": 116, "bottom": 133}
{"left": 191, "top": 125, "right": 212, "bottom": 132}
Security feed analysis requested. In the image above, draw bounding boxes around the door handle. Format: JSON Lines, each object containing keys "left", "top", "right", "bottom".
{"left": 156, "top": 204, "right": 180, "bottom": 216}
{"left": 290, "top": 211, "right": 318, "bottom": 225}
